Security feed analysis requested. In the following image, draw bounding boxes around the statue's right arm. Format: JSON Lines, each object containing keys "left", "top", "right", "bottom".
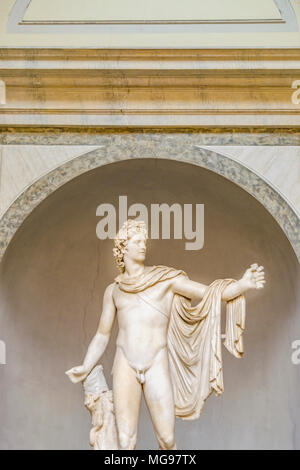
{"left": 65, "top": 283, "right": 116, "bottom": 384}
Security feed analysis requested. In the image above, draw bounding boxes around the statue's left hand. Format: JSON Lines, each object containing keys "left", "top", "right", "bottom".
{"left": 241, "top": 263, "right": 265, "bottom": 290}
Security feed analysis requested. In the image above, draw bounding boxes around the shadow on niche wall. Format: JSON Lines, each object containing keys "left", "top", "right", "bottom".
{"left": 0, "top": 158, "right": 299, "bottom": 450}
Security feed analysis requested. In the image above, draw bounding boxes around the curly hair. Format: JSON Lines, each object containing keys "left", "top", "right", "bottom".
{"left": 113, "top": 219, "right": 148, "bottom": 273}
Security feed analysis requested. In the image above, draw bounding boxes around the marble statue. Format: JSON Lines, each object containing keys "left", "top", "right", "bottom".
{"left": 66, "top": 219, "right": 265, "bottom": 450}
{"left": 83, "top": 365, "right": 118, "bottom": 450}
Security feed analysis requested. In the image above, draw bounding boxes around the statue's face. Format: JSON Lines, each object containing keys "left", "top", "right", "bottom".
{"left": 124, "top": 232, "right": 147, "bottom": 264}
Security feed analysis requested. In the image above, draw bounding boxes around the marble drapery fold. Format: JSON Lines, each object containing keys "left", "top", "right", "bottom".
{"left": 168, "top": 278, "right": 245, "bottom": 420}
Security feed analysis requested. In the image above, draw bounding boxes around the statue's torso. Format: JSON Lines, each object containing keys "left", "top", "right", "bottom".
{"left": 112, "top": 277, "right": 174, "bottom": 370}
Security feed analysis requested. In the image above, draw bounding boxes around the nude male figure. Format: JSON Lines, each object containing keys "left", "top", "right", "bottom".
{"left": 66, "top": 220, "right": 265, "bottom": 450}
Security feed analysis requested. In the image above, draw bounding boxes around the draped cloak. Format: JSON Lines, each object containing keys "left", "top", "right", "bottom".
{"left": 114, "top": 265, "right": 246, "bottom": 421}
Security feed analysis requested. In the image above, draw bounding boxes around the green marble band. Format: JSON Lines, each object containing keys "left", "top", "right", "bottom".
{"left": 0, "top": 134, "right": 299, "bottom": 262}
{"left": 1, "top": 127, "right": 300, "bottom": 146}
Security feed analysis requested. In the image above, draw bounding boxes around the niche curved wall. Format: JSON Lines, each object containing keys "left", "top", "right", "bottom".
{"left": 0, "top": 157, "right": 299, "bottom": 449}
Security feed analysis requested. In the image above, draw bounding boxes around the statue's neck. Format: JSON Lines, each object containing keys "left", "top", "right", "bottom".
{"left": 123, "top": 261, "right": 145, "bottom": 279}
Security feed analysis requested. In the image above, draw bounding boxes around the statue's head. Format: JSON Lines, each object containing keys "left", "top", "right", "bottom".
{"left": 113, "top": 219, "right": 148, "bottom": 273}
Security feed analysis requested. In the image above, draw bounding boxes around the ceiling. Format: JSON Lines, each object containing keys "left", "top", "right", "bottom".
{"left": 0, "top": 0, "right": 300, "bottom": 48}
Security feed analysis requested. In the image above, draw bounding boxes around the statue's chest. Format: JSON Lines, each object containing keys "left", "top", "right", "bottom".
{"left": 114, "top": 281, "right": 171, "bottom": 314}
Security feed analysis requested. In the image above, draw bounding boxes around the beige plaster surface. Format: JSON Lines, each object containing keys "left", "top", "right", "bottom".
{"left": 1, "top": 0, "right": 300, "bottom": 48}
{"left": 24, "top": 0, "right": 281, "bottom": 22}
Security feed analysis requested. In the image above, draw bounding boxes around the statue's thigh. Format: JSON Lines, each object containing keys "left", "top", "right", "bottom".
{"left": 112, "top": 348, "right": 142, "bottom": 432}
{"left": 143, "top": 353, "right": 175, "bottom": 435}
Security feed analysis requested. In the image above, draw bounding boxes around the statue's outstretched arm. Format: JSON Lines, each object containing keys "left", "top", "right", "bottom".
{"left": 172, "top": 276, "right": 208, "bottom": 300}
{"left": 66, "top": 283, "right": 116, "bottom": 384}
{"left": 172, "top": 263, "right": 265, "bottom": 301}
{"left": 222, "top": 263, "right": 265, "bottom": 301}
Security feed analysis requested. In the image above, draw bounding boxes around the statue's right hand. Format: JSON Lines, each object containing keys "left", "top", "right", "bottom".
{"left": 65, "top": 365, "right": 90, "bottom": 384}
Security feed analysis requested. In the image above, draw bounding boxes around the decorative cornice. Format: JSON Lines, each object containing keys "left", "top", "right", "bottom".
{"left": 1, "top": 109, "right": 300, "bottom": 115}
{"left": 20, "top": 19, "right": 286, "bottom": 25}
{"left": 1, "top": 49, "right": 300, "bottom": 126}
{"left": 1, "top": 48, "right": 300, "bottom": 61}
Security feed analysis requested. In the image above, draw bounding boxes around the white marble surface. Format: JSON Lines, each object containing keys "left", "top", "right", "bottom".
{"left": 202, "top": 146, "right": 300, "bottom": 218}
{"left": 1, "top": 144, "right": 299, "bottom": 218}
{"left": 0, "top": 145, "right": 99, "bottom": 217}
{"left": 0, "top": 140, "right": 299, "bottom": 262}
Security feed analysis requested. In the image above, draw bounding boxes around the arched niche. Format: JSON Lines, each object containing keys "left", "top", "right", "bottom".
{"left": 0, "top": 142, "right": 299, "bottom": 263}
